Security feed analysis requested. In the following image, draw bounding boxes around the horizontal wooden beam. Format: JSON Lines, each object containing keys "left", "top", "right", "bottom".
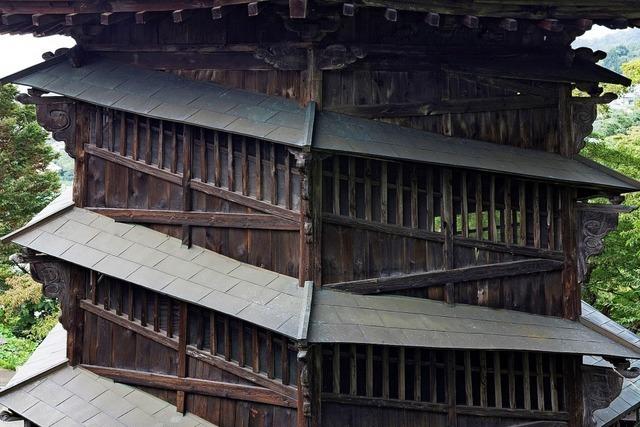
{"left": 322, "top": 394, "right": 569, "bottom": 420}
{"left": 324, "top": 258, "right": 564, "bottom": 294}
{"left": 327, "top": 95, "right": 555, "bottom": 118}
{"left": 85, "top": 145, "right": 300, "bottom": 223}
{"left": 87, "top": 208, "right": 300, "bottom": 230}
{"left": 80, "top": 299, "right": 179, "bottom": 350}
{"left": 186, "top": 346, "right": 298, "bottom": 400}
{"left": 83, "top": 364, "right": 297, "bottom": 408}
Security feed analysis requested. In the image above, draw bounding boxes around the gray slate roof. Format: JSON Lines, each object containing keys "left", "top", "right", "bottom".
{"left": 2, "top": 193, "right": 308, "bottom": 339}
{"left": 582, "top": 301, "right": 640, "bottom": 427}
{"left": 0, "top": 324, "right": 215, "bottom": 427}
{"left": 3, "top": 56, "right": 639, "bottom": 192}
{"left": 307, "top": 289, "right": 640, "bottom": 359}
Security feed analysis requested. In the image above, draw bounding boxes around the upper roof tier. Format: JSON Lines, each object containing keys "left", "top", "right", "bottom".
{"left": 4, "top": 55, "right": 640, "bottom": 193}
{"left": 0, "top": 0, "right": 638, "bottom": 24}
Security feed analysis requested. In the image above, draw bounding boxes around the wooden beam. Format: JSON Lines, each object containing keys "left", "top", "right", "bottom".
{"left": 64, "top": 13, "right": 97, "bottom": 26}
{"left": 537, "top": 18, "right": 564, "bottom": 32}
{"left": 384, "top": 8, "right": 397, "bottom": 21}
{"left": 172, "top": 9, "right": 197, "bottom": 23}
{"left": 289, "top": 0, "right": 308, "bottom": 18}
{"left": 325, "top": 258, "right": 564, "bottom": 294}
{"left": 82, "top": 365, "right": 297, "bottom": 408}
{"left": 100, "top": 12, "right": 133, "bottom": 25}
{"left": 1, "top": 13, "right": 30, "bottom": 25}
{"left": 343, "top": 3, "right": 355, "bottom": 16}
{"left": 135, "top": 10, "right": 164, "bottom": 24}
{"left": 424, "top": 12, "right": 440, "bottom": 27}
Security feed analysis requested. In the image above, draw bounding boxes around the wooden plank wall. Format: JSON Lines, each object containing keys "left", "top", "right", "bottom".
{"left": 319, "top": 343, "right": 573, "bottom": 427}
{"left": 80, "top": 271, "right": 298, "bottom": 427}
{"left": 80, "top": 106, "right": 302, "bottom": 278}
{"left": 319, "top": 154, "right": 566, "bottom": 316}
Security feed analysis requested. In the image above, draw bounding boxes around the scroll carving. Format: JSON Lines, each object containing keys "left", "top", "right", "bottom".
{"left": 577, "top": 204, "right": 634, "bottom": 286}
{"left": 16, "top": 91, "right": 76, "bottom": 158}
{"left": 30, "top": 260, "right": 72, "bottom": 329}
{"left": 583, "top": 364, "right": 624, "bottom": 427}
{"left": 571, "top": 100, "right": 597, "bottom": 153}
{"left": 297, "top": 347, "right": 311, "bottom": 417}
{"left": 254, "top": 45, "right": 306, "bottom": 70}
{"left": 318, "top": 45, "right": 366, "bottom": 70}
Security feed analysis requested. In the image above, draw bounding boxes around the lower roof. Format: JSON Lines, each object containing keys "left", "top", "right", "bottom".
{"left": 0, "top": 324, "right": 214, "bottom": 427}
{"left": 3, "top": 55, "right": 639, "bottom": 193}
{"left": 307, "top": 289, "right": 640, "bottom": 359}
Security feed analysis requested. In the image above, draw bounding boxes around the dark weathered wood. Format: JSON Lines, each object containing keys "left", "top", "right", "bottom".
{"left": 326, "top": 258, "right": 563, "bottom": 293}
{"left": 82, "top": 365, "right": 297, "bottom": 408}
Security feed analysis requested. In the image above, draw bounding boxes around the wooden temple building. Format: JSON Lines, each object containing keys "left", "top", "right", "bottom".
{"left": 3, "top": 1, "right": 640, "bottom": 426}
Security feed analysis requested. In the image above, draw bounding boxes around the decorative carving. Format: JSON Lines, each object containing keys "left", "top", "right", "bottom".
{"left": 318, "top": 45, "right": 366, "bottom": 70}
{"left": 297, "top": 347, "right": 311, "bottom": 417}
{"left": 577, "top": 204, "right": 634, "bottom": 286}
{"left": 282, "top": 13, "right": 340, "bottom": 41}
{"left": 583, "top": 364, "right": 624, "bottom": 427}
{"left": 30, "top": 260, "right": 72, "bottom": 329}
{"left": 571, "top": 100, "right": 597, "bottom": 153}
{"left": 16, "top": 91, "right": 76, "bottom": 158}
{"left": 254, "top": 45, "right": 306, "bottom": 70}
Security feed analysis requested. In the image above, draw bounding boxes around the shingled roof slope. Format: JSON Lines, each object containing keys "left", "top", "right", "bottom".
{"left": 2, "top": 193, "right": 308, "bottom": 339}
{"left": 0, "top": 324, "right": 215, "bottom": 427}
{"left": 3, "top": 56, "right": 639, "bottom": 192}
{"left": 307, "top": 289, "right": 640, "bottom": 359}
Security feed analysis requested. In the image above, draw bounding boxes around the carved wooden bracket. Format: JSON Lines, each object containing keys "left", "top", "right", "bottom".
{"left": 254, "top": 45, "right": 306, "bottom": 70}
{"left": 583, "top": 364, "right": 624, "bottom": 427}
{"left": 577, "top": 203, "right": 635, "bottom": 286}
{"left": 317, "top": 45, "right": 366, "bottom": 70}
{"left": 297, "top": 346, "right": 311, "bottom": 417}
{"left": 16, "top": 90, "right": 76, "bottom": 158}
{"left": 569, "top": 93, "right": 616, "bottom": 154}
{"left": 29, "top": 258, "right": 72, "bottom": 329}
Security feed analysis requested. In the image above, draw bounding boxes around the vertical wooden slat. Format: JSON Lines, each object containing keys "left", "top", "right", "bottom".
{"left": 237, "top": 320, "right": 245, "bottom": 367}
{"left": 430, "top": 350, "right": 437, "bottom": 403}
{"left": 350, "top": 344, "right": 357, "bottom": 395}
{"left": 414, "top": 348, "right": 422, "bottom": 401}
{"left": 241, "top": 138, "right": 249, "bottom": 196}
{"left": 494, "top": 352, "right": 503, "bottom": 408}
{"left": 227, "top": 134, "right": 234, "bottom": 191}
{"left": 255, "top": 140, "right": 262, "bottom": 199}
{"left": 90, "top": 271, "right": 97, "bottom": 305}
{"left": 447, "top": 350, "right": 457, "bottom": 426}
{"left": 519, "top": 181, "right": 527, "bottom": 245}
{"left": 333, "top": 156, "right": 340, "bottom": 215}
{"left": 210, "top": 312, "right": 217, "bottom": 355}
{"left": 115, "top": 283, "right": 122, "bottom": 316}
{"left": 153, "top": 294, "right": 159, "bottom": 332}
{"left": 410, "top": 167, "right": 418, "bottom": 228}
{"left": 270, "top": 143, "right": 277, "bottom": 204}
{"left": 167, "top": 299, "right": 173, "bottom": 338}
{"left": 170, "top": 123, "right": 178, "bottom": 174}
{"left": 523, "top": 352, "right": 531, "bottom": 410}
{"left": 464, "top": 351, "right": 473, "bottom": 406}
{"left": 382, "top": 346, "right": 390, "bottom": 399}
{"left": 480, "top": 351, "right": 488, "bottom": 407}
{"left": 103, "top": 280, "right": 110, "bottom": 311}
{"left": 284, "top": 150, "right": 291, "bottom": 209}
{"left": 504, "top": 177, "right": 513, "bottom": 245}
{"left": 127, "top": 284, "right": 133, "bottom": 321}
{"left": 550, "top": 355, "right": 559, "bottom": 411}
{"left": 333, "top": 343, "right": 341, "bottom": 394}
{"left": 199, "top": 128, "right": 207, "bottom": 182}
{"left": 398, "top": 347, "right": 406, "bottom": 400}
{"left": 442, "top": 169, "right": 455, "bottom": 304}
{"left": 489, "top": 175, "right": 497, "bottom": 242}
{"left": 282, "top": 339, "right": 290, "bottom": 385}
{"left": 396, "top": 164, "right": 404, "bottom": 226}
{"left": 475, "top": 174, "right": 483, "bottom": 240}
{"left": 158, "top": 120, "right": 164, "bottom": 168}
{"left": 95, "top": 107, "right": 104, "bottom": 149}
{"left": 561, "top": 187, "right": 579, "bottom": 320}
{"left": 252, "top": 326, "right": 259, "bottom": 372}
{"left": 119, "top": 111, "right": 127, "bottom": 157}
{"left": 536, "top": 353, "right": 545, "bottom": 411}
{"left": 182, "top": 126, "right": 192, "bottom": 247}
{"left": 426, "top": 168, "right": 434, "bottom": 232}
{"left": 508, "top": 352, "right": 516, "bottom": 409}
{"left": 145, "top": 118, "right": 152, "bottom": 165}
{"left": 533, "top": 183, "right": 541, "bottom": 248}
{"left": 365, "top": 160, "right": 373, "bottom": 221}
{"left": 461, "top": 171, "right": 468, "bottom": 238}
{"left": 266, "top": 331, "right": 274, "bottom": 379}
{"left": 132, "top": 114, "right": 139, "bottom": 161}
{"left": 224, "top": 316, "right": 231, "bottom": 361}
{"left": 547, "top": 185, "right": 555, "bottom": 250}
{"left": 348, "top": 157, "right": 356, "bottom": 217}
{"left": 140, "top": 289, "right": 147, "bottom": 327}
{"left": 176, "top": 301, "right": 188, "bottom": 414}
{"left": 366, "top": 345, "right": 373, "bottom": 397}
{"left": 214, "top": 131, "right": 221, "bottom": 187}
{"left": 380, "top": 162, "right": 388, "bottom": 224}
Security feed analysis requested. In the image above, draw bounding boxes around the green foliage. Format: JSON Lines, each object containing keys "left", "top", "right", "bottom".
{"left": 0, "top": 83, "right": 62, "bottom": 369}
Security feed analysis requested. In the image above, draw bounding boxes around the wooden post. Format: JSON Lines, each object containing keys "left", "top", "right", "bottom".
{"left": 446, "top": 350, "right": 457, "bottom": 426}
{"left": 67, "top": 266, "right": 85, "bottom": 366}
{"left": 182, "top": 126, "right": 192, "bottom": 247}
{"left": 176, "top": 302, "right": 188, "bottom": 413}
{"left": 442, "top": 169, "right": 455, "bottom": 304}
{"left": 561, "top": 187, "right": 579, "bottom": 320}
